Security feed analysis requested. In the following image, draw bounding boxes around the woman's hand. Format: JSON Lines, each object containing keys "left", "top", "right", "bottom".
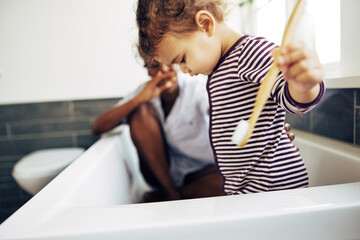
{"left": 136, "top": 69, "right": 176, "bottom": 103}
{"left": 285, "top": 123, "right": 295, "bottom": 142}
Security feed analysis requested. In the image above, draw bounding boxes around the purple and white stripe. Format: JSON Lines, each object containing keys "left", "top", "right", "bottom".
{"left": 207, "top": 35, "right": 324, "bottom": 195}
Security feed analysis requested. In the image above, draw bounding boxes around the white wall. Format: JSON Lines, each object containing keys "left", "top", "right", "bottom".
{"left": 1, "top": 0, "right": 358, "bottom": 105}
{"left": 0, "top": 0, "right": 148, "bottom": 104}
{"left": 340, "top": 0, "right": 360, "bottom": 76}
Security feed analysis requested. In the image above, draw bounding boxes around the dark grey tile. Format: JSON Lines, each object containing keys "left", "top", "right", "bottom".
{"left": 0, "top": 181, "right": 31, "bottom": 205}
{"left": 0, "top": 155, "right": 23, "bottom": 163}
{"left": 0, "top": 180, "right": 14, "bottom": 190}
{"left": 0, "top": 159, "right": 21, "bottom": 188}
{"left": 76, "top": 134, "right": 100, "bottom": 149}
{"left": 73, "top": 106, "right": 109, "bottom": 118}
{"left": 0, "top": 157, "right": 21, "bottom": 183}
{"left": 0, "top": 208, "right": 18, "bottom": 224}
{"left": 0, "top": 181, "right": 19, "bottom": 191}
{"left": 0, "top": 124, "right": 7, "bottom": 137}
{"left": 285, "top": 112, "right": 311, "bottom": 132}
{"left": 0, "top": 184, "right": 20, "bottom": 201}
{"left": 73, "top": 98, "right": 120, "bottom": 108}
{"left": 0, "top": 166, "right": 15, "bottom": 183}
{"left": 0, "top": 141, "right": 18, "bottom": 157}
{"left": 312, "top": 89, "right": 354, "bottom": 144}
{"left": 18, "top": 187, "right": 32, "bottom": 199}
{"left": 0, "top": 187, "right": 30, "bottom": 208}
{"left": 0, "top": 181, "right": 33, "bottom": 225}
{"left": 356, "top": 89, "right": 360, "bottom": 107}
{"left": 0, "top": 156, "right": 30, "bottom": 208}
{"left": 0, "top": 136, "right": 74, "bottom": 156}
{"left": 356, "top": 108, "right": 360, "bottom": 146}
{"left": 73, "top": 98, "right": 120, "bottom": 118}
{"left": 10, "top": 119, "right": 91, "bottom": 136}
{"left": 0, "top": 102, "right": 70, "bottom": 122}
{"left": 1, "top": 201, "right": 23, "bottom": 209}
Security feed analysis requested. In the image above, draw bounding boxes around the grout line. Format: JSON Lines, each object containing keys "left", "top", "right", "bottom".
{"left": 0, "top": 130, "right": 92, "bottom": 141}
{"left": 5, "top": 123, "right": 12, "bottom": 140}
{"left": 68, "top": 101, "right": 75, "bottom": 120}
{"left": 72, "top": 132, "right": 78, "bottom": 147}
{"left": 7, "top": 116, "right": 95, "bottom": 127}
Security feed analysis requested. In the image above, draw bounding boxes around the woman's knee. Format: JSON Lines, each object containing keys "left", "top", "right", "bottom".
{"left": 128, "top": 103, "right": 159, "bottom": 140}
{"left": 129, "top": 103, "right": 156, "bottom": 126}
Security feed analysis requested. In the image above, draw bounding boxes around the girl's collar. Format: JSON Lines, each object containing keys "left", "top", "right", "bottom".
{"left": 208, "top": 34, "right": 249, "bottom": 79}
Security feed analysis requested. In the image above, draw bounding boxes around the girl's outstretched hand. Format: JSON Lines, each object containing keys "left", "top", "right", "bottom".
{"left": 272, "top": 41, "right": 324, "bottom": 103}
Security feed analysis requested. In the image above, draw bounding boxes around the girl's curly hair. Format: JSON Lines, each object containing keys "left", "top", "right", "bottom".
{"left": 136, "top": 0, "right": 227, "bottom": 62}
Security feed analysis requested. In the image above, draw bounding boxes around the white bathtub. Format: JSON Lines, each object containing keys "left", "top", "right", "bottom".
{"left": 0, "top": 126, "right": 360, "bottom": 240}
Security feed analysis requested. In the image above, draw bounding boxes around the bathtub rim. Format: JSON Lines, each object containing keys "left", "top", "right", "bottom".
{"left": 292, "top": 129, "right": 360, "bottom": 161}
{"left": 1, "top": 182, "right": 360, "bottom": 239}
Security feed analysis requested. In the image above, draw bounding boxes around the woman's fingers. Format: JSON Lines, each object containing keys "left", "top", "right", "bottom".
{"left": 284, "top": 123, "right": 291, "bottom": 132}
{"left": 151, "top": 71, "right": 176, "bottom": 86}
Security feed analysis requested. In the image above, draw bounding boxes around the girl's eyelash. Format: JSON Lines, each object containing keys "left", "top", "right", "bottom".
{"left": 181, "top": 56, "right": 186, "bottom": 63}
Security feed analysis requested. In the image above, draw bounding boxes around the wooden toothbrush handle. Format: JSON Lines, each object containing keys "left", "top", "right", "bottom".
{"left": 280, "top": 0, "right": 306, "bottom": 50}
{"left": 238, "top": 64, "right": 280, "bottom": 147}
{"left": 238, "top": 0, "right": 305, "bottom": 147}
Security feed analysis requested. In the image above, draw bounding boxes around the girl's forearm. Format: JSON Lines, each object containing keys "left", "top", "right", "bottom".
{"left": 287, "top": 81, "right": 321, "bottom": 104}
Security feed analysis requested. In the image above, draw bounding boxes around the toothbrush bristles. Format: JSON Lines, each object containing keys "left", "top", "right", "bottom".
{"left": 231, "top": 120, "right": 250, "bottom": 145}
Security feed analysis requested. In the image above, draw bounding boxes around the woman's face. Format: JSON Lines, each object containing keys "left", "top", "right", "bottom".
{"left": 148, "top": 63, "right": 179, "bottom": 94}
{"left": 147, "top": 63, "right": 175, "bottom": 78}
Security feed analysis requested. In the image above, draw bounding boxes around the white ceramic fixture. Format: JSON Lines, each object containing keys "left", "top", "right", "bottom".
{"left": 12, "top": 148, "right": 84, "bottom": 195}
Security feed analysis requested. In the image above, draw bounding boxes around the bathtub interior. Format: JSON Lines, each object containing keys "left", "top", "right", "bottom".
{"left": 50, "top": 125, "right": 151, "bottom": 206}
{"left": 70, "top": 127, "right": 360, "bottom": 206}
{"left": 0, "top": 126, "right": 360, "bottom": 239}
{"left": 294, "top": 130, "right": 360, "bottom": 187}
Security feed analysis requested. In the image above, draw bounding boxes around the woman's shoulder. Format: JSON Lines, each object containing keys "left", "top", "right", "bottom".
{"left": 178, "top": 73, "right": 207, "bottom": 89}
{"left": 177, "top": 73, "right": 208, "bottom": 102}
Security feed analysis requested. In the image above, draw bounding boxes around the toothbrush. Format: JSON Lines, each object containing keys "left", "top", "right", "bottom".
{"left": 232, "top": 0, "right": 306, "bottom": 147}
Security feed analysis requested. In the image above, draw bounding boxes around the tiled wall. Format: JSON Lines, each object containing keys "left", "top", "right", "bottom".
{"left": 286, "top": 88, "right": 360, "bottom": 146}
{"left": 0, "top": 98, "right": 119, "bottom": 223}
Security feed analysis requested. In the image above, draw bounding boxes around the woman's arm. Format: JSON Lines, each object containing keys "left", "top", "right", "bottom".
{"left": 91, "top": 71, "right": 176, "bottom": 135}
{"left": 91, "top": 97, "right": 143, "bottom": 135}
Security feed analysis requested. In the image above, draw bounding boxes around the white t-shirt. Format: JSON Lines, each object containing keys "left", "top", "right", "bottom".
{"left": 118, "top": 73, "right": 215, "bottom": 186}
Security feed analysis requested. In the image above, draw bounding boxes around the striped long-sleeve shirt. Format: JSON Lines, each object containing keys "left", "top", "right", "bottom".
{"left": 207, "top": 35, "right": 325, "bottom": 195}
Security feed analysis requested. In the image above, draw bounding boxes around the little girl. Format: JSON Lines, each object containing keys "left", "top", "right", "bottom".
{"left": 136, "top": 0, "right": 325, "bottom": 194}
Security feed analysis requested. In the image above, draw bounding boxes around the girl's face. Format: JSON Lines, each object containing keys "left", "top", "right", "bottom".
{"left": 155, "top": 30, "right": 222, "bottom": 76}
